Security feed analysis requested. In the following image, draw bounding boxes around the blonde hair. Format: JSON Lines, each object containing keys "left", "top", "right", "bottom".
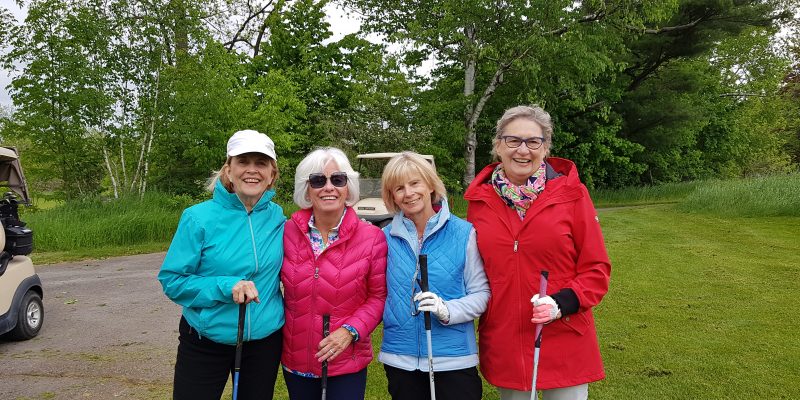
{"left": 381, "top": 152, "right": 446, "bottom": 214}
{"left": 207, "top": 155, "right": 279, "bottom": 193}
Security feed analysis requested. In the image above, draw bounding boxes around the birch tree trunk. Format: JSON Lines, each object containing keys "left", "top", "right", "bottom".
{"left": 462, "top": 26, "right": 478, "bottom": 187}
{"left": 102, "top": 144, "right": 119, "bottom": 198}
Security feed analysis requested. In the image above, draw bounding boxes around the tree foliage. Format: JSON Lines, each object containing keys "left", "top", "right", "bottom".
{"left": 344, "top": 0, "right": 798, "bottom": 189}
{"left": 0, "top": 0, "right": 797, "bottom": 199}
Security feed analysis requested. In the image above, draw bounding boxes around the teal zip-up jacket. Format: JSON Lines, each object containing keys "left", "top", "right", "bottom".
{"left": 158, "top": 180, "right": 285, "bottom": 345}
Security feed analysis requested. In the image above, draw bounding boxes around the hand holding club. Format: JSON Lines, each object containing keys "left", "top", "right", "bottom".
{"left": 232, "top": 280, "right": 260, "bottom": 304}
{"left": 530, "top": 294, "right": 561, "bottom": 324}
{"left": 414, "top": 291, "right": 450, "bottom": 323}
{"left": 316, "top": 327, "right": 353, "bottom": 362}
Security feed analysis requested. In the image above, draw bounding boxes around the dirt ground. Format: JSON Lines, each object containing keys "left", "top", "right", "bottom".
{"left": 0, "top": 253, "right": 183, "bottom": 400}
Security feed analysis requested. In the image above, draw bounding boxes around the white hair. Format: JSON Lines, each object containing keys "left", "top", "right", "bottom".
{"left": 293, "top": 147, "right": 360, "bottom": 209}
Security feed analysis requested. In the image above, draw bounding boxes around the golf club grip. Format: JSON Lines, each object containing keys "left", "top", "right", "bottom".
{"left": 321, "top": 314, "right": 330, "bottom": 395}
{"left": 419, "top": 254, "right": 432, "bottom": 330}
{"left": 534, "top": 271, "right": 549, "bottom": 348}
{"left": 235, "top": 303, "right": 246, "bottom": 369}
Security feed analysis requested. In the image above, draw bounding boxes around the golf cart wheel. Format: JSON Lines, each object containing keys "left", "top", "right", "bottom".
{"left": 9, "top": 290, "right": 43, "bottom": 340}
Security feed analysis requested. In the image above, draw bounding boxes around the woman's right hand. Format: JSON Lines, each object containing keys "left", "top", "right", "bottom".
{"left": 232, "top": 280, "right": 260, "bottom": 304}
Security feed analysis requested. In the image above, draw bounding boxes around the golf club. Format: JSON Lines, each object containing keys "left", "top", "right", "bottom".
{"left": 233, "top": 303, "right": 246, "bottom": 400}
{"left": 530, "top": 270, "right": 549, "bottom": 400}
{"left": 419, "top": 254, "right": 436, "bottom": 400}
{"left": 321, "top": 314, "right": 330, "bottom": 400}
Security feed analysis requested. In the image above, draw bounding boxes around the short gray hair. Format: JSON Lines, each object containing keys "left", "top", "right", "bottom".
{"left": 491, "top": 105, "right": 554, "bottom": 159}
{"left": 293, "top": 147, "right": 360, "bottom": 209}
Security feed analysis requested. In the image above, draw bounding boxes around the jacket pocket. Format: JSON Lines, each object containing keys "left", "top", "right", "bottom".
{"left": 557, "top": 310, "right": 589, "bottom": 336}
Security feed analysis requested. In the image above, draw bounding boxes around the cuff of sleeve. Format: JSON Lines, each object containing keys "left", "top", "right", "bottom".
{"left": 342, "top": 324, "right": 359, "bottom": 342}
{"left": 219, "top": 277, "right": 244, "bottom": 302}
{"left": 551, "top": 288, "right": 580, "bottom": 316}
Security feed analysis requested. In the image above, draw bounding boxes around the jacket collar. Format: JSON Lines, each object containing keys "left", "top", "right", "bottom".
{"left": 213, "top": 179, "right": 276, "bottom": 212}
{"left": 388, "top": 198, "right": 452, "bottom": 244}
{"left": 291, "top": 206, "right": 359, "bottom": 238}
{"left": 464, "top": 158, "right": 584, "bottom": 230}
{"left": 464, "top": 158, "right": 577, "bottom": 202}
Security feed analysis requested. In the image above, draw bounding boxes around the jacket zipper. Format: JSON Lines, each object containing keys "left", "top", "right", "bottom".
{"left": 245, "top": 213, "right": 260, "bottom": 340}
{"left": 513, "top": 232, "right": 528, "bottom": 388}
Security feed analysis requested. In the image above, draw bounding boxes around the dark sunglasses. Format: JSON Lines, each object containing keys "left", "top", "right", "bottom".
{"left": 308, "top": 172, "right": 348, "bottom": 189}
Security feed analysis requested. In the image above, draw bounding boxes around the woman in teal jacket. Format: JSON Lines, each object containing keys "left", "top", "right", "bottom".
{"left": 158, "top": 130, "right": 285, "bottom": 400}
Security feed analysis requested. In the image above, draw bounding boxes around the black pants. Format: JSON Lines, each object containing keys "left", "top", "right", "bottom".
{"left": 283, "top": 367, "right": 368, "bottom": 400}
{"left": 384, "top": 364, "right": 482, "bottom": 400}
{"left": 173, "top": 316, "right": 282, "bottom": 400}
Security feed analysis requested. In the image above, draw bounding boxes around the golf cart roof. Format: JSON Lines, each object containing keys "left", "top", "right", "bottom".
{"left": 0, "top": 147, "right": 18, "bottom": 161}
{"left": 356, "top": 153, "right": 434, "bottom": 161}
{"left": 0, "top": 146, "right": 31, "bottom": 204}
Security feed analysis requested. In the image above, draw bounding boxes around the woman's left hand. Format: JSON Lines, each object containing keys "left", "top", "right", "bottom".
{"left": 530, "top": 294, "right": 562, "bottom": 324}
{"left": 316, "top": 327, "right": 353, "bottom": 362}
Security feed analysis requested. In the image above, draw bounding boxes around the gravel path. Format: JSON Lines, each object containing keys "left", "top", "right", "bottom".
{"left": 0, "top": 253, "right": 182, "bottom": 400}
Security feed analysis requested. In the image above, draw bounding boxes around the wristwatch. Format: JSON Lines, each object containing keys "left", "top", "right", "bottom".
{"left": 342, "top": 324, "right": 359, "bottom": 342}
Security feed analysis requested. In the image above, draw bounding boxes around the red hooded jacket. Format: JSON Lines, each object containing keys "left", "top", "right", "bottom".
{"left": 464, "top": 158, "right": 610, "bottom": 390}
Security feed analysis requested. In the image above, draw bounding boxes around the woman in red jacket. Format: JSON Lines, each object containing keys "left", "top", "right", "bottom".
{"left": 281, "top": 147, "right": 387, "bottom": 400}
{"left": 464, "top": 105, "right": 611, "bottom": 400}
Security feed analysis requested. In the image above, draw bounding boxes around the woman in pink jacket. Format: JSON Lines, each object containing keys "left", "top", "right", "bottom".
{"left": 281, "top": 147, "right": 388, "bottom": 400}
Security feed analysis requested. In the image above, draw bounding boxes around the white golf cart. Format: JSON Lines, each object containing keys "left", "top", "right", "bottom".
{"left": 353, "top": 152, "right": 435, "bottom": 228}
{"left": 0, "top": 146, "right": 41, "bottom": 340}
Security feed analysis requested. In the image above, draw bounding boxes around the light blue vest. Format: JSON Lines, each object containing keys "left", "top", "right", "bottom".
{"left": 381, "top": 203, "right": 477, "bottom": 357}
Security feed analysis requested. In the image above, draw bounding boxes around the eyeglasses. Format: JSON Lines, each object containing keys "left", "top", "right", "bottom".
{"left": 308, "top": 172, "right": 348, "bottom": 189}
{"left": 500, "top": 135, "right": 546, "bottom": 150}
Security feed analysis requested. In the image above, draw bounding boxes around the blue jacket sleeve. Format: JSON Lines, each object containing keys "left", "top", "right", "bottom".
{"left": 157, "top": 209, "right": 243, "bottom": 308}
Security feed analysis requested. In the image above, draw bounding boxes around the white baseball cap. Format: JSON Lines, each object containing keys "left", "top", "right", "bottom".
{"left": 227, "top": 130, "right": 277, "bottom": 160}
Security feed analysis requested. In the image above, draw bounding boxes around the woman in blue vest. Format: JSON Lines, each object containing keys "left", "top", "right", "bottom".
{"left": 379, "top": 151, "right": 490, "bottom": 400}
{"left": 158, "top": 130, "right": 285, "bottom": 400}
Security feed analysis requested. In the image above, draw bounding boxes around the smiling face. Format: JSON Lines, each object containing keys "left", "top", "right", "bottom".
{"left": 391, "top": 172, "right": 435, "bottom": 223}
{"left": 494, "top": 118, "right": 548, "bottom": 185}
{"left": 307, "top": 161, "right": 348, "bottom": 215}
{"left": 226, "top": 152, "right": 275, "bottom": 209}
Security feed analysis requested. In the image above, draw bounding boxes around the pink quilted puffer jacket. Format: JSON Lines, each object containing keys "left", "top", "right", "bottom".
{"left": 281, "top": 207, "right": 387, "bottom": 376}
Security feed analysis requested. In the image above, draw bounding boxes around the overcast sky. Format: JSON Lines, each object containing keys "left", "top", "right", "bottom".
{"left": 0, "top": 1, "right": 361, "bottom": 109}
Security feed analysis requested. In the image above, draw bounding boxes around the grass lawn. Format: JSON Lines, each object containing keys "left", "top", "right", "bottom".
{"left": 591, "top": 205, "right": 799, "bottom": 399}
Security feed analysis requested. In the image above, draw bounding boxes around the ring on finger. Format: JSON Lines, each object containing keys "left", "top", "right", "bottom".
{"left": 329, "top": 349, "right": 335, "bottom": 354}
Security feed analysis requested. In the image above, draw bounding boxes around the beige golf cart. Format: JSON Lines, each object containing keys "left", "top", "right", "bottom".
{"left": 0, "top": 146, "right": 41, "bottom": 340}
{"left": 353, "top": 152, "right": 435, "bottom": 228}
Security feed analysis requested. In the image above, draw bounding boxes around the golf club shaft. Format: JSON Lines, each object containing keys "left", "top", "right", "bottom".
{"left": 233, "top": 303, "right": 246, "bottom": 400}
{"left": 419, "top": 254, "right": 436, "bottom": 400}
{"left": 530, "top": 271, "right": 548, "bottom": 400}
{"left": 321, "top": 314, "right": 330, "bottom": 400}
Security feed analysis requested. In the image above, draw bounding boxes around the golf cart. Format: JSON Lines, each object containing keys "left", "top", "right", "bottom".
{"left": 0, "top": 146, "right": 41, "bottom": 340}
{"left": 354, "top": 152, "right": 435, "bottom": 228}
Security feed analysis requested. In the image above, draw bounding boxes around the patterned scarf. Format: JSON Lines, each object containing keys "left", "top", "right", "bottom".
{"left": 491, "top": 163, "right": 547, "bottom": 220}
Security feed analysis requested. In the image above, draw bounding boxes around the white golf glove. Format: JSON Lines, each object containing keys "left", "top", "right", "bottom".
{"left": 531, "top": 294, "right": 561, "bottom": 323}
{"left": 414, "top": 291, "right": 450, "bottom": 323}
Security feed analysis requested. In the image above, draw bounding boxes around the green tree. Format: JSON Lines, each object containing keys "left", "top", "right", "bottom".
{"left": 343, "top": 0, "right": 682, "bottom": 186}
{"left": 1, "top": 0, "right": 108, "bottom": 198}
{"left": 255, "top": 0, "right": 419, "bottom": 168}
